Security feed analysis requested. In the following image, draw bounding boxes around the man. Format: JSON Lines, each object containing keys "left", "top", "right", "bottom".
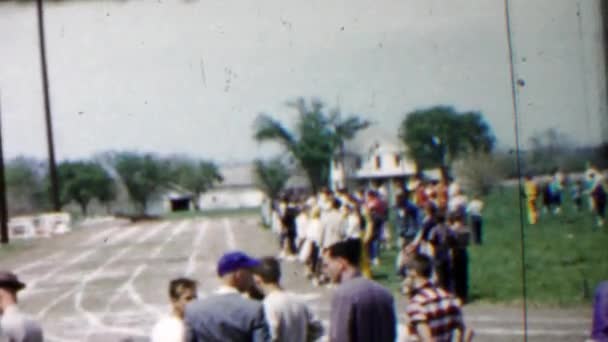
{"left": 524, "top": 174, "right": 539, "bottom": 224}
{"left": 322, "top": 239, "right": 396, "bottom": 342}
{"left": 321, "top": 198, "right": 345, "bottom": 251}
{"left": 403, "top": 254, "right": 472, "bottom": 342}
{"left": 466, "top": 194, "right": 484, "bottom": 245}
{"left": 0, "top": 271, "right": 43, "bottom": 342}
{"left": 365, "top": 190, "right": 387, "bottom": 265}
{"left": 151, "top": 277, "right": 197, "bottom": 342}
{"left": 252, "top": 257, "right": 323, "bottom": 342}
{"left": 184, "top": 251, "right": 270, "bottom": 342}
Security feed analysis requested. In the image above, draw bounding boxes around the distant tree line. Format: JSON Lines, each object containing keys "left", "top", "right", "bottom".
{"left": 4, "top": 152, "right": 222, "bottom": 217}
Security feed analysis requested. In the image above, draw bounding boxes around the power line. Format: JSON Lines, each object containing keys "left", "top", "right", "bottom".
{"left": 503, "top": 1, "right": 528, "bottom": 340}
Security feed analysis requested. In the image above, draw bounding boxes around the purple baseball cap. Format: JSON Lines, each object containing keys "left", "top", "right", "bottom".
{"left": 217, "top": 251, "right": 261, "bottom": 277}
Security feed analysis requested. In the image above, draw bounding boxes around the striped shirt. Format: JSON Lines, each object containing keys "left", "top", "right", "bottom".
{"left": 405, "top": 281, "right": 464, "bottom": 342}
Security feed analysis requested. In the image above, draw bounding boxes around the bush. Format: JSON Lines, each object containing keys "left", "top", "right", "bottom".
{"left": 453, "top": 152, "right": 507, "bottom": 196}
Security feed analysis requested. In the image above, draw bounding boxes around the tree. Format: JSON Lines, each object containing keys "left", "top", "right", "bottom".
{"left": 452, "top": 152, "right": 507, "bottom": 196}
{"left": 113, "top": 152, "right": 171, "bottom": 215}
{"left": 5, "top": 157, "right": 48, "bottom": 215}
{"left": 398, "top": 106, "right": 495, "bottom": 172}
{"left": 56, "top": 161, "right": 115, "bottom": 215}
{"left": 254, "top": 98, "right": 369, "bottom": 192}
{"left": 253, "top": 158, "right": 290, "bottom": 200}
{"left": 171, "top": 158, "right": 223, "bottom": 210}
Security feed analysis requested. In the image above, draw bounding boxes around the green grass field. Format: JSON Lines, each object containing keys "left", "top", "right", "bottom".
{"left": 373, "top": 185, "right": 608, "bottom": 307}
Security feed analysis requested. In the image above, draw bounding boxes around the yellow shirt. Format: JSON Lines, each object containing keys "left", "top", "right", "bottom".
{"left": 524, "top": 179, "right": 538, "bottom": 200}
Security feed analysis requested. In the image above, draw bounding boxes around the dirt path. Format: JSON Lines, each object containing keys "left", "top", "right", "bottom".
{"left": 0, "top": 215, "right": 591, "bottom": 341}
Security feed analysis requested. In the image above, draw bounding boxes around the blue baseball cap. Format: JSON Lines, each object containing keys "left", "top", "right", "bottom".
{"left": 217, "top": 251, "right": 261, "bottom": 277}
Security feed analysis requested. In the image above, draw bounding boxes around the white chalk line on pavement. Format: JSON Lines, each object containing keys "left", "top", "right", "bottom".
{"left": 224, "top": 218, "right": 237, "bottom": 250}
{"left": 13, "top": 251, "right": 65, "bottom": 275}
{"left": 185, "top": 219, "right": 209, "bottom": 276}
{"left": 103, "top": 224, "right": 142, "bottom": 246}
{"left": 465, "top": 315, "right": 588, "bottom": 325}
{"left": 21, "top": 249, "right": 97, "bottom": 299}
{"left": 127, "top": 220, "right": 191, "bottom": 316}
{"left": 87, "top": 220, "right": 190, "bottom": 340}
{"left": 74, "top": 222, "right": 169, "bottom": 339}
{"left": 34, "top": 227, "right": 141, "bottom": 321}
{"left": 474, "top": 327, "right": 588, "bottom": 337}
{"left": 80, "top": 225, "right": 122, "bottom": 247}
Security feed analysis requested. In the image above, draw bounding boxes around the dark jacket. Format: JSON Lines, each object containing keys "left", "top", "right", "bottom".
{"left": 329, "top": 276, "right": 396, "bottom": 342}
{"left": 185, "top": 290, "right": 270, "bottom": 342}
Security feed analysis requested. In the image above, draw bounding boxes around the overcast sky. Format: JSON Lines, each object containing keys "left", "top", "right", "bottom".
{"left": 0, "top": 0, "right": 605, "bottom": 163}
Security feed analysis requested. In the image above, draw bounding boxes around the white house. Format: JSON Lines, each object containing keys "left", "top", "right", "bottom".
{"left": 329, "top": 127, "right": 418, "bottom": 191}
{"left": 198, "top": 163, "right": 265, "bottom": 210}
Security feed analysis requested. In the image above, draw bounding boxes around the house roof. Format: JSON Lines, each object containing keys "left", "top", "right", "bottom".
{"left": 343, "top": 125, "right": 406, "bottom": 157}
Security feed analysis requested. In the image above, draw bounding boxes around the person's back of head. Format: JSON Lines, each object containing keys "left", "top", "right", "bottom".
{"left": 326, "top": 239, "right": 361, "bottom": 268}
{"left": 252, "top": 257, "right": 281, "bottom": 285}
{"left": 332, "top": 198, "right": 342, "bottom": 211}
{"left": 407, "top": 254, "right": 433, "bottom": 280}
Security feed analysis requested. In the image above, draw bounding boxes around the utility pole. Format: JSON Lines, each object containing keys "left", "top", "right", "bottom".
{"left": 36, "top": 0, "right": 61, "bottom": 212}
{"left": 0, "top": 91, "right": 8, "bottom": 244}
{"left": 504, "top": 0, "right": 528, "bottom": 341}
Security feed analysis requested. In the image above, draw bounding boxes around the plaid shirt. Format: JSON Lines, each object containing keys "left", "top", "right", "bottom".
{"left": 405, "top": 280, "right": 464, "bottom": 342}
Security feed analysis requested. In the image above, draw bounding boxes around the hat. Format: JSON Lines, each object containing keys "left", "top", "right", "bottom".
{"left": 217, "top": 251, "right": 260, "bottom": 277}
{"left": 0, "top": 271, "right": 26, "bottom": 291}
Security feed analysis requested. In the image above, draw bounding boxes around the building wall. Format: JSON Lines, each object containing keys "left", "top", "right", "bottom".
{"left": 198, "top": 187, "right": 264, "bottom": 210}
{"left": 330, "top": 142, "right": 418, "bottom": 190}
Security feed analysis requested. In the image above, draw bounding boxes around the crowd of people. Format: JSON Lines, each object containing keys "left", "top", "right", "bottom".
{"left": 523, "top": 166, "right": 607, "bottom": 227}
{"left": 267, "top": 175, "right": 483, "bottom": 304}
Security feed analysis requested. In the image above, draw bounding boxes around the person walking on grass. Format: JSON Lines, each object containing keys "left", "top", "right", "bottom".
{"left": 252, "top": 257, "right": 324, "bottom": 342}
{"left": 0, "top": 271, "right": 43, "bottom": 342}
{"left": 184, "top": 251, "right": 270, "bottom": 342}
{"left": 466, "top": 194, "right": 484, "bottom": 245}
{"left": 448, "top": 213, "right": 470, "bottom": 304}
{"left": 322, "top": 239, "right": 396, "bottom": 342}
{"left": 591, "top": 177, "right": 607, "bottom": 228}
{"left": 524, "top": 174, "right": 539, "bottom": 224}
{"left": 402, "top": 254, "right": 473, "bottom": 342}
{"left": 151, "top": 277, "right": 197, "bottom": 342}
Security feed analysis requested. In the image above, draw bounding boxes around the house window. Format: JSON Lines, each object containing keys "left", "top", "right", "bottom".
{"left": 375, "top": 155, "right": 382, "bottom": 169}
{"left": 394, "top": 154, "right": 402, "bottom": 166}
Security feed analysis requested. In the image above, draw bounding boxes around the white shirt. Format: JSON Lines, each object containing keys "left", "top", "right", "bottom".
{"left": 263, "top": 291, "right": 323, "bottom": 342}
{"left": 467, "top": 199, "right": 484, "bottom": 216}
{"left": 0, "top": 305, "right": 43, "bottom": 342}
{"left": 295, "top": 213, "right": 308, "bottom": 240}
{"left": 306, "top": 218, "right": 324, "bottom": 245}
{"left": 448, "top": 194, "right": 468, "bottom": 213}
{"left": 150, "top": 315, "right": 185, "bottom": 342}
{"left": 321, "top": 210, "right": 345, "bottom": 248}
{"left": 345, "top": 213, "right": 361, "bottom": 239}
